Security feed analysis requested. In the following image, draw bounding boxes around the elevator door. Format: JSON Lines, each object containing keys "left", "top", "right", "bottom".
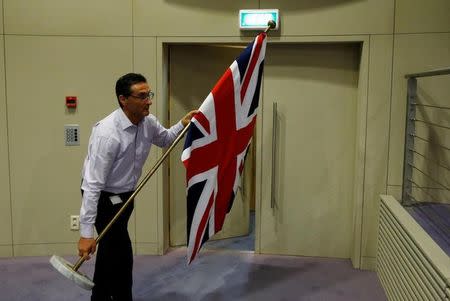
{"left": 169, "top": 44, "right": 252, "bottom": 247}
{"left": 260, "top": 43, "right": 360, "bottom": 258}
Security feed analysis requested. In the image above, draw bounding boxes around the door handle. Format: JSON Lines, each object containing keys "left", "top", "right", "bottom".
{"left": 271, "top": 102, "right": 277, "bottom": 209}
{"left": 239, "top": 162, "right": 245, "bottom": 195}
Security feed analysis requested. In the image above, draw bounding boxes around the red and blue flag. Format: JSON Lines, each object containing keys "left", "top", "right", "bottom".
{"left": 181, "top": 33, "right": 267, "bottom": 264}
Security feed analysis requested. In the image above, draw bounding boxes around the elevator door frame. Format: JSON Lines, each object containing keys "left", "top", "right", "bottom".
{"left": 156, "top": 36, "right": 369, "bottom": 269}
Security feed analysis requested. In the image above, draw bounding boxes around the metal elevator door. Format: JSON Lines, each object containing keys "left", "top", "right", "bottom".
{"left": 259, "top": 43, "right": 360, "bottom": 258}
{"left": 168, "top": 44, "right": 252, "bottom": 247}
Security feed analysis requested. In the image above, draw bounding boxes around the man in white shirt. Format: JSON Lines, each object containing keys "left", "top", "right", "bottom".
{"left": 78, "top": 73, "right": 197, "bottom": 301}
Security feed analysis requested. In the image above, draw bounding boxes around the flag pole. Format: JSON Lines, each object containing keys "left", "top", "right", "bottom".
{"left": 74, "top": 122, "right": 191, "bottom": 271}
{"left": 50, "top": 123, "right": 191, "bottom": 290}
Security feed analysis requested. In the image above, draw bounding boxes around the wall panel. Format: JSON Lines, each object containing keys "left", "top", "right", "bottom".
{"left": 0, "top": 36, "right": 12, "bottom": 250}
{"left": 361, "top": 35, "right": 393, "bottom": 259}
{"left": 395, "top": 0, "right": 450, "bottom": 34}
{"left": 4, "top": 0, "right": 132, "bottom": 36}
{"left": 388, "top": 33, "right": 450, "bottom": 186}
{"left": 6, "top": 36, "right": 132, "bottom": 254}
{"left": 0, "top": 246, "right": 12, "bottom": 257}
{"left": 0, "top": 0, "right": 3, "bottom": 34}
{"left": 133, "top": 37, "right": 159, "bottom": 248}
{"left": 260, "top": 0, "right": 394, "bottom": 35}
{"left": 133, "top": 0, "right": 258, "bottom": 36}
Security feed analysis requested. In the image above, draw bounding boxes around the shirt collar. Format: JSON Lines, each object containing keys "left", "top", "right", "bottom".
{"left": 117, "top": 108, "right": 136, "bottom": 130}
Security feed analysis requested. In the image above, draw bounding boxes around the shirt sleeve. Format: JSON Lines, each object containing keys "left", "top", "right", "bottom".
{"left": 80, "top": 133, "right": 119, "bottom": 238}
{"left": 151, "top": 117, "right": 184, "bottom": 148}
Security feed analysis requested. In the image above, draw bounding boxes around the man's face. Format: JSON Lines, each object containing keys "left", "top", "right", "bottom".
{"left": 120, "top": 82, "right": 153, "bottom": 123}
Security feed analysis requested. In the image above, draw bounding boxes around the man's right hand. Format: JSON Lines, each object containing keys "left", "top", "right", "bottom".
{"left": 78, "top": 237, "right": 96, "bottom": 260}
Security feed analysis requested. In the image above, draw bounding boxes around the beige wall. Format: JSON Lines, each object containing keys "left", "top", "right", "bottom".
{"left": 0, "top": 19, "right": 13, "bottom": 257}
{"left": 387, "top": 1, "right": 450, "bottom": 209}
{"left": 0, "top": 0, "right": 448, "bottom": 271}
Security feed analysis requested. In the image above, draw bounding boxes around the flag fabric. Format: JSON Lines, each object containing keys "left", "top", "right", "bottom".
{"left": 181, "top": 33, "right": 267, "bottom": 264}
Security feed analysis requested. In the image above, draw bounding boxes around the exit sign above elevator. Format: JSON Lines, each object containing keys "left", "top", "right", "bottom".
{"left": 239, "top": 9, "right": 279, "bottom": 30}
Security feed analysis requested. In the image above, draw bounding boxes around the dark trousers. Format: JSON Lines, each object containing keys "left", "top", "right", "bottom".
{"left": 90, "top": 191, "right": 135, "bottom": 301}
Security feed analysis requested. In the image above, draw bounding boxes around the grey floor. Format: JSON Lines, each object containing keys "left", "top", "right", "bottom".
{"left": 0, "top": 212, "right": 387, "bottom": 301}
{"left": 0, "top": 249, "right": 386, "bottom": 301}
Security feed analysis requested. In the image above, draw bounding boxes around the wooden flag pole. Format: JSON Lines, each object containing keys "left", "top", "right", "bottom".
{"left": 50, "top": 123, "right": 191, "bottom": 290}
{"left": 74, "top": 123, "right": 191, "bottom": 271}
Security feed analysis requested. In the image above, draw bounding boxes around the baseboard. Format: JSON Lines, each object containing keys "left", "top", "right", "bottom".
{"left": 135, "top": 242, "right": 159, "bottom": 255}
{"left": 13, "top": 243, "right": 77, "bottom": 257}
{"left": 0, "top": 245, "right": 13, "bottom": 257}
{"left": 360, "top": 256, "right": 376, "bottom": 271}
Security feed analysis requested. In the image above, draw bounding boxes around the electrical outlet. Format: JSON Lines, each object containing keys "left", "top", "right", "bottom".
{"left": 70, "top": 215, "right": 80, "bottom": 231}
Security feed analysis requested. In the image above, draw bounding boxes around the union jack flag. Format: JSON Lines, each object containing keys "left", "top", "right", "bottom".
{"left": 181, "top": 33, "right": 267, "bottom": 264}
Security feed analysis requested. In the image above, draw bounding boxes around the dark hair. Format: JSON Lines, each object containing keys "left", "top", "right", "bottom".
{"left": 115, "top": 73, "right": 147, "bottom": 108}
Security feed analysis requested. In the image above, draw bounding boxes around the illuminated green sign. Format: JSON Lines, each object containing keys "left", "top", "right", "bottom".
{"left": 239, "top": 9, "right": 279, "bottom": 30}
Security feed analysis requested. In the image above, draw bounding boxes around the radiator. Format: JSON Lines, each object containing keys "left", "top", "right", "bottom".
{"left": 377, "top": 195, "right": 450, "bottom": 301}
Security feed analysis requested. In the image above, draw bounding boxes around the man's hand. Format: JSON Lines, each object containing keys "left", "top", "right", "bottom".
{"left": 78, "top": 237, "right": 96, "bottom": 260}
{"left": 181, "top": 110, "right": 200, "bottom": 127}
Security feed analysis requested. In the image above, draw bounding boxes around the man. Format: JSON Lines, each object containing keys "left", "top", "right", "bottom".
{"left": 78, "top": 73, "right": 197, "bottom": 301}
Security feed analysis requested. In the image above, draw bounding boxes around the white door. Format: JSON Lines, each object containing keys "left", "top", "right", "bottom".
{"left": 260, "top": 43, "right": 360, "bottom": 258}
{"left": 168, "top": 44, "right": 252, "bottom": 247}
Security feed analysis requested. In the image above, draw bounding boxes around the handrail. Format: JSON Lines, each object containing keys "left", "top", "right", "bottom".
{"left": 405, "top": 67, "right": 450, "bottom": 79}
{"left": 401, "top": 68, "right": 450, "bottom": 206}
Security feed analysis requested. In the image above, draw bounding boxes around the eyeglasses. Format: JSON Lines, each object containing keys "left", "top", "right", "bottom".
{"left": 128, "top": 91, "right": 154, "bottom": 101}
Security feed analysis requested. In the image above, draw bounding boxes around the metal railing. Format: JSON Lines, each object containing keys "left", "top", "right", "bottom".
{"left": 401, "top": 67, "right": 450, "bottom": 206}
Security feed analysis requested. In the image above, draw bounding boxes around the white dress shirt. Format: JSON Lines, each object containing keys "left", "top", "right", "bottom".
{"left": 80, "top": 108, "right": 183, "bottom": 238}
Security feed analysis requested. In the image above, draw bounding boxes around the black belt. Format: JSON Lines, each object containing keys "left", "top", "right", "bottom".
{"left": 100, "top": 191, "right": 134, "bottom": 198}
